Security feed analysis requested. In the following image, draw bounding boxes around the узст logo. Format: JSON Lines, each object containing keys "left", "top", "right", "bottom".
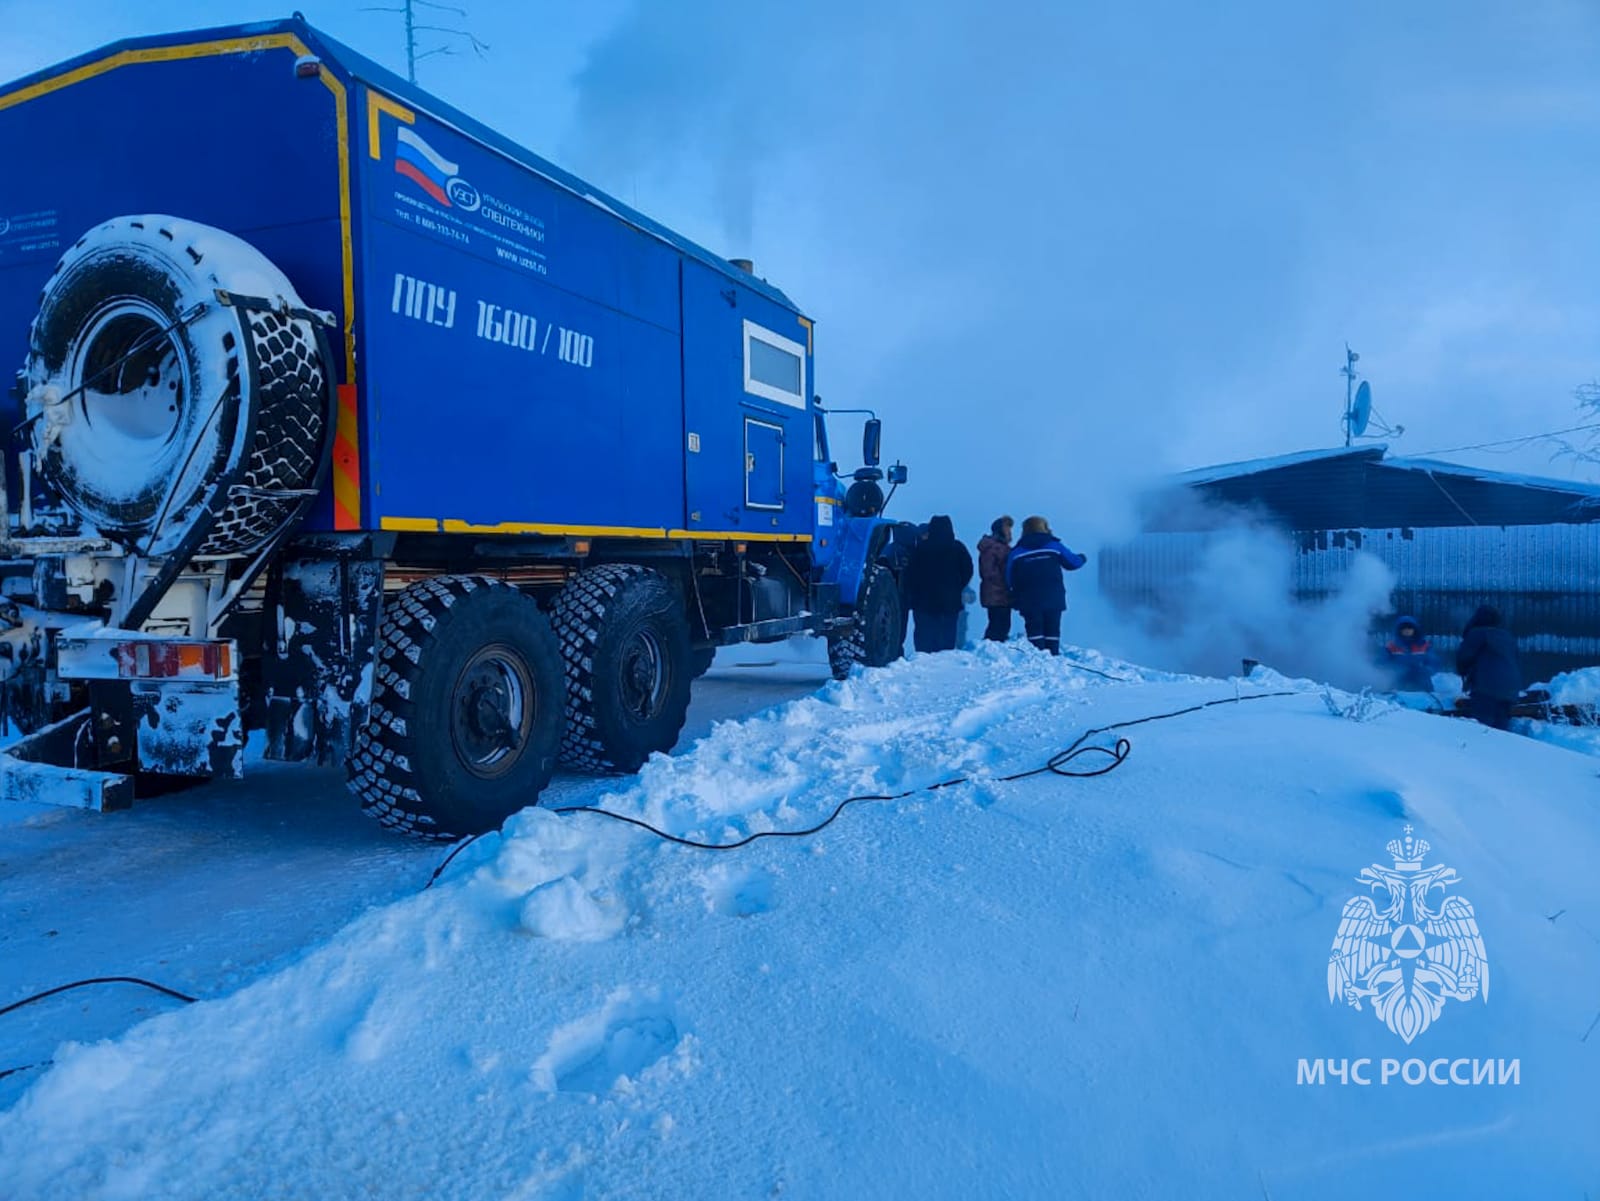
{"left": 445, "top": 178, "right": 481, "bottom": 212}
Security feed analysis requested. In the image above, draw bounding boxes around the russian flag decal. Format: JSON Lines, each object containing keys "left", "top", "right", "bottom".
{"left": 395, "top": 127, "right": 459, "bottom": 206}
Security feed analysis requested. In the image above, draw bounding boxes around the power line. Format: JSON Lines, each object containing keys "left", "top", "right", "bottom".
{"left": 1407, "top": 422, "right": 1600, "bottom": 459}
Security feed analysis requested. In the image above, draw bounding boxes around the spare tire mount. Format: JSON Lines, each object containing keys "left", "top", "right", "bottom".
{"left": 22, "top": 216, "right": 337, "bottom": 629}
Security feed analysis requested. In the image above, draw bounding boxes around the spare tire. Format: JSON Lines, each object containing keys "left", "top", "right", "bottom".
{"left": 22, "top": 215, "right": 332, "bottom": 558}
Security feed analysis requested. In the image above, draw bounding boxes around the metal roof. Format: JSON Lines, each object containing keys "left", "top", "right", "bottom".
{"left": 1383, "top": 457, "right": 1600, "bottom": 500}
{"left": 1152, "top": 444, "right": 1600, "bottom": 532}
{"left": 1173, "top": 445, "right": 1386, "bottom": 487}
{"left": 1, "top": 17, "right": 802, "bottom": 315}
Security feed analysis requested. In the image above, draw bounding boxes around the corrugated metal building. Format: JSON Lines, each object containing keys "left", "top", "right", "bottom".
{"left": 1102, "top": 445, "right": 1600, "bottom": 682}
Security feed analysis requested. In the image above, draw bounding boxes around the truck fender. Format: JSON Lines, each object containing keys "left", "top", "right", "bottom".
{"left": 823, "top": 516, "right": 897, "bottom": 607}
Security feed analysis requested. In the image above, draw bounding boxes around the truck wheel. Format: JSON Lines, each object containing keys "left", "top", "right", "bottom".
{"left": 553, "top": 565, "right": 693, "bottom": 773}
{"left": 24, "top": 216, "right": 331, "bottom": 559}
{"left": 348, "top": 576, "right": 564, "bottom": 839}
{"left": 828, "top": 564, "right": 903, "bottom": 680}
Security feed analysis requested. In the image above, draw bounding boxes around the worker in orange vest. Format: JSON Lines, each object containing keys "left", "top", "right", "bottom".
{"left": 1379, "top": 615, "right": 1438, "bottom": 692}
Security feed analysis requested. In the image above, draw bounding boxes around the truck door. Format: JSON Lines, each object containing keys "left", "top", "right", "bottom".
{"left": 681, "top": 260, "right": 811, "bottom": 537}
{"left": 744, "top": 418, "right": 785, "bottom": 510}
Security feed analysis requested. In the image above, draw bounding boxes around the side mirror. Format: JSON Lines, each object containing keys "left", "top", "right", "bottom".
{"left": 863, "top": 418, "right": 882, "bottom": 468}
{"left": 887, "top": 463, "right": 908, "bottom": 485}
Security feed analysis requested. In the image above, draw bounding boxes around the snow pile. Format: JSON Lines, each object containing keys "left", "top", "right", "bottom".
{"left": 1516, "top": 667, "right": 1600, "bottom": 758}
{"left": 2, "top": 646, "right": 1598, "bottom": 1199}
{"left": 1544, "top": 667, "right": 1600, "bottom": 707}
{"left": 502, "top": 809, "right": 631, "bottom": 942}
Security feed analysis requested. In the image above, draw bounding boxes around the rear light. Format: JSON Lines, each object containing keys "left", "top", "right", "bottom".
{"left": 114, "top": 641, "right": 232, "bottom": 680}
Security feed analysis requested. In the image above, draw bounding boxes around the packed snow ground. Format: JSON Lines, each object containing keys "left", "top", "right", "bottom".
{"left": 2, "top": 643, "right": 1598, "bottom": 1199}
{"left": 0, "top": 651, "right": 829, "bottom": 1111}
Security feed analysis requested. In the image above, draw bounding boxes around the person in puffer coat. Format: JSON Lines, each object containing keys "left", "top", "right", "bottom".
{"left": 1006, "top": 515, "right": 1087, "bottom": 655}
{"left": 976, "top": 516, "right": 1015, "bottom": 642}
{"left": 1379, "top": 615, "right": 1439, "bottom": 693}
{"left": 1456, "top": 605, "right": 1522, "bottom": 730}
{"left": 901, "top": 514, "right": 974, "bottom": 653}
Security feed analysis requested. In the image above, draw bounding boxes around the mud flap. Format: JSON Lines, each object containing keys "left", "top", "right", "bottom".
{"left": 131, "top": 680, "right": 243, "bottom": 778}
{"left": 262, "top": 553, "right": 385, "bottom": 765}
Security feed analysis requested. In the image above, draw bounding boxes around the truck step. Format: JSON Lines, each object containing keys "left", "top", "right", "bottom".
{"left": 0, "top": 710, "right": 134, "bottom": 812}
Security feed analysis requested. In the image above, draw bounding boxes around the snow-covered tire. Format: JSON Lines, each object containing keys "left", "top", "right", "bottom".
{"left": 348, "top": 575, "right": 564, "bottom": 840}
{"left": 553, "top": 564, "right": 693, "bottom": 773}
{"left": 23, "top": 215, "right": 330, "bottom": 558}
{"left": 828, "top": 564, "right": 903, "bottom": 680}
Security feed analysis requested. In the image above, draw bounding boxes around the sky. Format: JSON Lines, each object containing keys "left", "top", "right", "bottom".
{"left": 4, "top": 0, "right": 1600, "bottom": 542}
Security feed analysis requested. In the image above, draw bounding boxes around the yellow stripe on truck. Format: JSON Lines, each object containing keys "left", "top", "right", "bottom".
{"left": 379, "top": 516, "right": 811, "bottom": 543}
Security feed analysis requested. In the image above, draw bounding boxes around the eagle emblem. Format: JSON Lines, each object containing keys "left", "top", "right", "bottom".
{"left": 1327, "top": 826, "right": 1489, "bottom": 1044}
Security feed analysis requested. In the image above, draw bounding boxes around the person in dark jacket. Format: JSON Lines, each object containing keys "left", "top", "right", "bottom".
{"left": 1006, "top": 515, "right": 1087, "bottom": 655}
{"left": 882, "top": 522, "right": 921, "bottom": 648}
{"left": 1455, "top": 605, "right": 1522, "bottom": 730}
{"left": 901, "top": 514, "right": 973, "bottom": 653}
{"left": 1379, "top": 615, "right": 1439, "bottom": 693}
{"left": 976, "top": 516, "right": 1015, "bottom": 642}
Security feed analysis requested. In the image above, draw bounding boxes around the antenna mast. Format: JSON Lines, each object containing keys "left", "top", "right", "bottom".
{"left": 1341, "top": 344, "right": 1359, "bottom": 448}
{"left": 1338, "top": 344, "right": 1399, "bottom": 444}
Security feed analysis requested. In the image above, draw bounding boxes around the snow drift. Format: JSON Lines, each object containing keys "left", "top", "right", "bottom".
{"left": 1, "top": 645, "right": 1597, "bottom": 1199}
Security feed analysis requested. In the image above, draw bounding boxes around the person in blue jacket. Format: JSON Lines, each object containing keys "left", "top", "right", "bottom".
{"left": 1005, "top": 515, "right": 1088, "bottom": 655}
{"left": 1378, "top": 615, "right": 1438, "bottom": 693}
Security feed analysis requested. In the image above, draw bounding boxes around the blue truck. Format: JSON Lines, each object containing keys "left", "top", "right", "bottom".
{"left": 0, "top": 17, "right": 909, "bottom": 836}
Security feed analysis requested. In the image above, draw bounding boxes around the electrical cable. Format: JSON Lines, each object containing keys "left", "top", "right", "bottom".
{"left": 0, "top": 976, "right": 197, "bottom": 1021}
{"left": 1058, "top": 656, "right": 1139, "bottom": 683}
{"left": 423, "top": 688, "right": 1302, "bottom": 886}
{"left": 1420, "top": 469, "right": 1479, "bottom": 526}
{"left": 0, "top": 977, "right": 198, "bottom": 1079}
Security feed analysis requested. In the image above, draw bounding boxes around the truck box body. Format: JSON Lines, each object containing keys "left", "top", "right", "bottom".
{"left": 0, "top": 20, "right": 904, "bottom": 829}
{"left": 0, "top": 19, "right": 818, "bottom": 545}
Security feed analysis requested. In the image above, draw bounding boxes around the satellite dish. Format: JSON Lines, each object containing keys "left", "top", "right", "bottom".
{"left": 1348, "top": 380, "right": 1372, "bottom": 439}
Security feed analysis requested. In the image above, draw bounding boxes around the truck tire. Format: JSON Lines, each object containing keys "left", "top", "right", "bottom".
{"left": 23, "top": 216, "right": 330, "bottom": 559}
{"left": 553, "top": 564, "right": 693, "bottom": 773}
{"left": 348, "top": 576, "right": 564, "bottom": 839}
{"left": 828, "top": 564, "right": 903, "bottom": 680}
